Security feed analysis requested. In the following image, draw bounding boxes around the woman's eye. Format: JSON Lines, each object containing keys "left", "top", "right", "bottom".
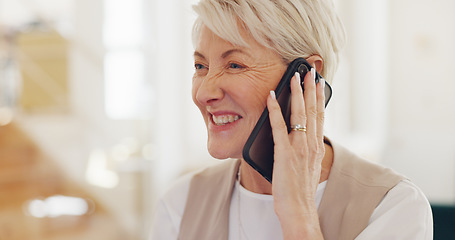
{"left": 195, "top": 63, "right": 206, "bottom": 70}
{"left": 229, "top": 63, "right": 243, "bottom": 69}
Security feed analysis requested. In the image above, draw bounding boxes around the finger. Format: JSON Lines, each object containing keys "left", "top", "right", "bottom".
{"left": 316, "top": 77, "right": 326, "bottom": 144}
{"left": 289, "top": 72, "right": 308, "bottom": 147}
{"left": 303, "top": 68, "right": 318, "bottom": 147}
{"left": 290, "top": 72, "right": 307, "bottom": 130}
{"left": 267, "top": 91, "right": 291, "bottom": 150}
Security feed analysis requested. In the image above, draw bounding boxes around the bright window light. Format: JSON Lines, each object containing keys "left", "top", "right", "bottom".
{"left": 104, "top": 51, "right": 153, "bottom": 119}
{"left": 103, "top": 0, "right": 143, "bottom": 48}
{"left": 103, "top": 0, "right": 153, "bottom": 119}
{"left": 85, "top": 149, "right": 119, "bottom": 189}
{"left": 26, "top": 195, "right": 91, "bottom": 218}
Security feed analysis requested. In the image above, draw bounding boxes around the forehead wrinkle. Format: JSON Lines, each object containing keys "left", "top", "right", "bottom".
{"left": 221, "top": 49, "right": 252, "bottom": 60}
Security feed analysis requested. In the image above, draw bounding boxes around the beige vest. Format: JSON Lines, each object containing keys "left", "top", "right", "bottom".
{"left": 178, "top": 141, "right": 405, "bottom": 240}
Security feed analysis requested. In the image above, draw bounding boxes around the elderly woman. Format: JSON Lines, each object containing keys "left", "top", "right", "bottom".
{"left": 150, "top": 0, "right": 433, "bottom": 239}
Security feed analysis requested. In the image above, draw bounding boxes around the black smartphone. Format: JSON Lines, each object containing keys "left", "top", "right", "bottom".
{"left": 242, "top": 58, "right": 332, "bottom": 183}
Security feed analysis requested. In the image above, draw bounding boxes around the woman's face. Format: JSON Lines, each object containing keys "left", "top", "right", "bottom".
{"left": 192, "top": 26, "right": 287, "bottom": 159}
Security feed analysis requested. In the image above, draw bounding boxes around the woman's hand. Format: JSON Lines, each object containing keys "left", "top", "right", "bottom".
{"left": 267, "top": 68, "right": 326, "bottom": 239}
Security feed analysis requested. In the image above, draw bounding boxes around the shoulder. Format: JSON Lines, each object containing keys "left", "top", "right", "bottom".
{"left": 356, "top": 180, "right": 433, "bottom": 239}
{"left": 153, "top": 171, "right": 194, "bottom": 231}
{"left": 373, "top": 179, "right": 433, "bottom": 222}
{"left": 150, "top": 160, "right": 239, "bottom": 239}
{"left": 155, "top": 159, "right": 239, "bottom": 219}
{"left": 149, "top": 171, "right": 195, "bottom": 240}
{"left": 380, "top": 179, "right": 431, "bottom": 207}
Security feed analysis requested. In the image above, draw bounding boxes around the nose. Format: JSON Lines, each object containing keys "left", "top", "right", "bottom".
{"left": 195, "top": 71, "right": 225, "bottom": 106}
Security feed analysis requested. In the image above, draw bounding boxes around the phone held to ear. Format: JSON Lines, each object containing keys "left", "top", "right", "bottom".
{"left": 242, "top": 58, "right": 332, "bottom": 183}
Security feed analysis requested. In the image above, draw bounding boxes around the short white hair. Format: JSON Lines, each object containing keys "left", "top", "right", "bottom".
{"left": 192, "top": 0, "right": 346, "bottom": 82}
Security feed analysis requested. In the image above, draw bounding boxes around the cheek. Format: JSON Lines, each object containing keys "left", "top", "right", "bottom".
{"left": 191, "top": 76, "right": 201, "bottom": 106}
{"left": 191, "top": 77, "right": 208, "bottom": 123}
{"left": 232, "top": 71, "right": 281, "bottom": 112}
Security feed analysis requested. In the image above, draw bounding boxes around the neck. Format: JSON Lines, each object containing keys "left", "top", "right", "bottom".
{"left": 239, "top": 143, "right": 334, "bottom": 195}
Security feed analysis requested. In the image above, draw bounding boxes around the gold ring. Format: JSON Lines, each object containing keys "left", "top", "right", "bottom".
{"left": 290, "top": 124, "right": 307, "bottom": 132}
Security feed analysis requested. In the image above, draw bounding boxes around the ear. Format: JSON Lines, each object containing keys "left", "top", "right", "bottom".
{"left": 306, "top": 55, "right": 324, "bottom": 74}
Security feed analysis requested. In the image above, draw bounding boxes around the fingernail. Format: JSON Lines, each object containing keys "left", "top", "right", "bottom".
{"left": 270, "top": 90, "right": 276, "bottom": 100}
{"left": 311, "top": 68, "right": 316, "bottom": 80}
{"left": 294, "top": 72, "right": 300, "bottom": 84}
{"left": 321, "top": 78, "right": 326, "bottom": 88}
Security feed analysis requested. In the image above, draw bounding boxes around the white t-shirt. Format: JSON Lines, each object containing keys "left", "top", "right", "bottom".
{"left": 149, "top": 173, "right": 433, "bottom": 240}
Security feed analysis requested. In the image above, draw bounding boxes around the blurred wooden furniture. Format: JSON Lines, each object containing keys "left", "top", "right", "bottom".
{"left": 0, "top": 123, "right": 134, "bottom": 240}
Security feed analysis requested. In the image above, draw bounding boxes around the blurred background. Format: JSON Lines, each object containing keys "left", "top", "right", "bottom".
{"left": 0, "top": 0, "right": 454, "bottom": 239}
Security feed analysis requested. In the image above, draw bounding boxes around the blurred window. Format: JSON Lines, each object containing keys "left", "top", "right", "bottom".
{"left": 103, "top": 0, "right": 154, "bottom": 119}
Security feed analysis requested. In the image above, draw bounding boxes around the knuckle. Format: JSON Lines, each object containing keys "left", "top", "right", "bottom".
{"left": 317, "top": 88, "right": 326, "bottom": 99}
{"left": 307, "top": 107, "right": 317, "bottom": 117}
{"left": 298, "top": 146, "right": 307, "bottom": 156}
{"left": 309, "top": 147, "right": 319, "bottom": 157}
{"left": 317, "top": 112, "right": 325, "bottom": 122}
{"left": 309, "top": 142, "right": 325, "bottom": 157}
{"left": 318, "top": 147, "right": 325, "bottom": 158}
{"left": 318, "top": 95, "right": 326, "bottom": 103}
{"left": 317, "top": 144, "right": 325, "bottom": 158}
{"left": 276, "top": 122, "right": 287, "bottom": 132}
{"left": 271, "top": 116, "right": 286, "bottom": 131}
{"left": 306, "top": 82, "right": 316, "bottom": 90}
{"left": 294, "top": 112, "right": 306, "bottom": 121}
{"left": 269, "top": 102, "right": 281, "bottom": 112}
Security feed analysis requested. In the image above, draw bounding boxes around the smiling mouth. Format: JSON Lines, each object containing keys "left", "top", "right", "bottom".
{"left": 211, "top": 114, "right": 242, "bottom": 126}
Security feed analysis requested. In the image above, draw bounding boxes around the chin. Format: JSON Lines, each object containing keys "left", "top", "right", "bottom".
{"left": 207, "top": 148, "right": 238, "bottom": 160}
{"left": 207, "top": 142, "right": 243, "bottom": 160}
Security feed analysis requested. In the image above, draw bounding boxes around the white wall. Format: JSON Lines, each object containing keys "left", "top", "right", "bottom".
{"left": 384, "top": 0, "right": 455, "bottom": 204}
{"left": 326, "top": 0, "right": 390, "bottom": 162}
{"left": 329, "top": 0, "right": 455, "bottom": 204}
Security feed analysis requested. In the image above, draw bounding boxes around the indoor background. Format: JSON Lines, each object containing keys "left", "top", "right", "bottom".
{"left": 0, "top": 0, "right": 454, "bottom": 239}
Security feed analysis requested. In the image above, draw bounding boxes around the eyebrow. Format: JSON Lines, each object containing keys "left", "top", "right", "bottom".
{"left": 193, "top": 48, "right": 252, "bottom": 60}
{"left": 193, "top": 51, "right": 205, "bottom": 60}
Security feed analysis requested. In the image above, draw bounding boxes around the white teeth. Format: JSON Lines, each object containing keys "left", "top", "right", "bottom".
{"left": 212, "top": 114, "right": 241, "bottom": 126}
